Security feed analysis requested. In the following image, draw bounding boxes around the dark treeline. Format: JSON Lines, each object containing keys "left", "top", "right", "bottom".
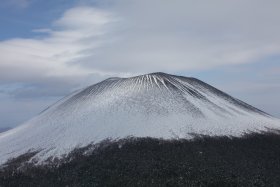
{"left": 1, "top": 131, "right": 280, "bottom": 186}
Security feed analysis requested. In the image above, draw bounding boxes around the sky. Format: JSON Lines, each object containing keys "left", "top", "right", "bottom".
{"left": 0, "top": 0, "right": 279, "bottom": 128}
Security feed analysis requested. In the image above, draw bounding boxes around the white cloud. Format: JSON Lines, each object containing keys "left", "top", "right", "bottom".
{"left": 2, "top": 1, "right": 280, "bottom": 88}
{"left": 78, "top": 0, "right": 280, "bottom": 73}
{"left": 0, "top": 6, "right": 118, "bottom": 90}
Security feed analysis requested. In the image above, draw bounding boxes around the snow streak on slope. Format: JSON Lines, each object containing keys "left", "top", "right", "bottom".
{"left": 0, "top": 72, "right": 279, "bottom": 165}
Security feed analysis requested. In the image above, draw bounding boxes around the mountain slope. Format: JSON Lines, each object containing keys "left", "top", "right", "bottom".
{"left": 0, "top": 72, "right": 279, "bottom": 165}
{"left": 2, "top": 133, "right": 280, "bottom": 186}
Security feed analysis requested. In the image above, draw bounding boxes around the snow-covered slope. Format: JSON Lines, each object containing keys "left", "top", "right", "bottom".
{"left": 0, "top": 72, "right": 279, "bottom": 165}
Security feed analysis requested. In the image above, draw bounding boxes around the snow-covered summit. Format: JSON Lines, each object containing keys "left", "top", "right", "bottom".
{"left": 0, "top": 72, "right": 279, "bottom": 165}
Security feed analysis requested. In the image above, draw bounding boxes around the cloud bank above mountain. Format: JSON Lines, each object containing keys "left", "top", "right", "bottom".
{"left": 1, "top": 0, "right": 280, "bottom": 86}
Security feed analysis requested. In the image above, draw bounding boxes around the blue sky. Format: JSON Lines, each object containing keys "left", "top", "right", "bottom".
{"left": 0, "top": 0, "right": 280, "bottom": 128}
{"left": 0, "top": 0, "right": 78, "bottom": 40}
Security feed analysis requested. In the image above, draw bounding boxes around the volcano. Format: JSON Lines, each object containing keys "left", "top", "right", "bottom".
{"left": 0, "top": 72, "right": 279, "bottom": 165}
